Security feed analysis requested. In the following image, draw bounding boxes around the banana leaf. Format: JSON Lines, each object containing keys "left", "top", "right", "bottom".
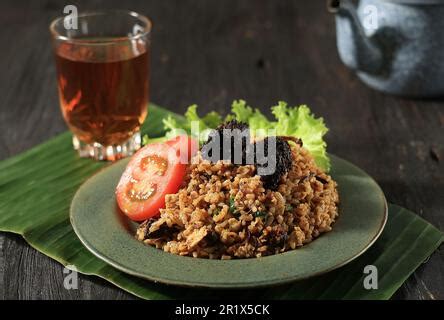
{"left": 0, "top": 103, "right": 442, "bottom": 300}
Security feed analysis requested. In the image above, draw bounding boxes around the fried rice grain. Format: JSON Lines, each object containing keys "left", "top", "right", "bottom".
{"left": 136, "top": 143, "right": 339, "bottom": 259}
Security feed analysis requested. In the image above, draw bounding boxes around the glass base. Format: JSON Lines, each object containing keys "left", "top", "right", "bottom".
{"left": 73, "top": 132, "right": 142, "bottom": 161}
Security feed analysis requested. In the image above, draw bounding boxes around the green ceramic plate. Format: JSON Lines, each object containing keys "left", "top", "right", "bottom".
{"left": 70, "top": 155, "right": 387, "bottom": 289}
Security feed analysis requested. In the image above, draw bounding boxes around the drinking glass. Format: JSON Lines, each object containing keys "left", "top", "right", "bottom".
{"left": 50, "top": 10, "right": 151, "bottom": 160}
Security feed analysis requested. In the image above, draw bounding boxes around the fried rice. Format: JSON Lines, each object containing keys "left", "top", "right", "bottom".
{"left": 136, "top": 143, "right": 339, "bottom": 259}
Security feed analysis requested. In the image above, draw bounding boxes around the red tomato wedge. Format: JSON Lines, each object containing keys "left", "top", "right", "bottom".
{"left": 116, "top": 135, "right": 198, "bottom": 221}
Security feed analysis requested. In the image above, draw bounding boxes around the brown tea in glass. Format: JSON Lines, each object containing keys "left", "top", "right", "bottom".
{"left": 50, "top": 11, "right": 152, "bottom": 160}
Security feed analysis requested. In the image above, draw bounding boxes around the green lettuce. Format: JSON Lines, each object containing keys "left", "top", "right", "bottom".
{"left": 162, "top": 100, "right": 330, "bottom": 171}
{"left": 272, "top": 102, "right": 329, "bottom": 171}
{"left": 163, "top": 104, "right": 222, "bottom": 143}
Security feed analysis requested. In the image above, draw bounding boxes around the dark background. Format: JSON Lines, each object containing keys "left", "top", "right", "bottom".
{"left": 0, "top": 0, "right": 442, "bottom": 299}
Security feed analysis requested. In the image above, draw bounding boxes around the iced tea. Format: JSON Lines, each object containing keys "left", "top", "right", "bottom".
{"left": 50, "top": 10, "right": 152, "bottom": 160}
{"left": 55, "top": 42, "right": 149, "bottom": 146}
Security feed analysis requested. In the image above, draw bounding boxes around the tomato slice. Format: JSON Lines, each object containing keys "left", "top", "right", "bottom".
{"left": 116, "top": 136, "right": 198, "bottom": 221}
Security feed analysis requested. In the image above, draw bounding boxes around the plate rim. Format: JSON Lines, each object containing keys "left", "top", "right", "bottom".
{"left": 70, "top": 154, "right": 388, "bottom": 289}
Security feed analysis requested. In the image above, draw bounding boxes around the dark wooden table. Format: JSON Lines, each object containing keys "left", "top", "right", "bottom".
{"left": 0, "top": 0, "right": 442, "bottom": 300}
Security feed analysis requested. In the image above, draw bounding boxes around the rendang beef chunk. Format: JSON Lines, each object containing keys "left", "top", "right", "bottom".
{"left": 254, "top": 136, "right": 292, "bottom": 191}
{"left": 201, "top": 120, "right": 251, "bottom": 165}
{"left": 201, "top": 121, "right": 293, "bottom": 190}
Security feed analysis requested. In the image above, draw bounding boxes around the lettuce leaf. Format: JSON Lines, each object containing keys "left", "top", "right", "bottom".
{"left": 227, "top": 100, "right": 272, "bottom": 134}
{"left": 163, "top": 105, "right": 222, "bottom": 143}
{"left": 162, "top": 100, "right": 330, "bottom": 171}
{"left": 271, "top": 101, "right": 329, "bottom": 171}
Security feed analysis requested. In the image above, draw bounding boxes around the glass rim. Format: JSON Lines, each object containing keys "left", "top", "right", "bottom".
{"left": 49, "top": 9, "right": 152, "bottom": 44}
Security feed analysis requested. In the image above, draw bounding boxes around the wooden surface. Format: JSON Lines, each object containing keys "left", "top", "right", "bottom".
{"left": 0, "top": 0, "right": 442, "bottom": 300}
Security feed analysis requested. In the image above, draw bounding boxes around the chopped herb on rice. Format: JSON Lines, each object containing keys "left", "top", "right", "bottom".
{"left": 136, "top": 143, "right": 339, "bottom": 259}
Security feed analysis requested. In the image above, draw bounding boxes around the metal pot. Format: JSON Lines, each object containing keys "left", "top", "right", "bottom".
{"left": 328, "top": 0, "right": 444, "bottom": 97}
